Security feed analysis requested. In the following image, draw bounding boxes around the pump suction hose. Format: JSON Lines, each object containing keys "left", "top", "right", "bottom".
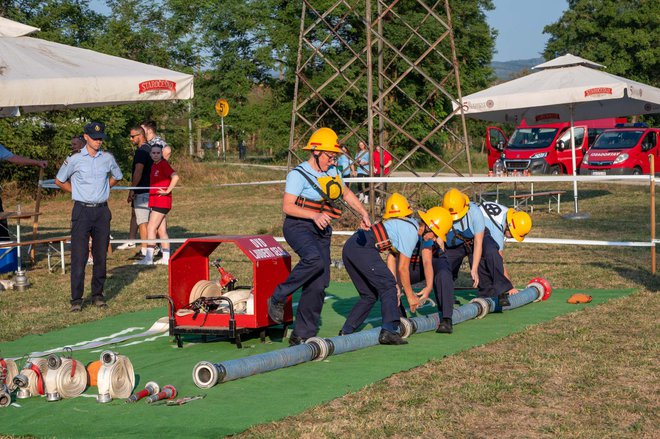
{"left": 96, "top": 351, "right": 135, "bottom": 403}
{"left": 193, "top": 278, "right": 552, "bottom": 389}
{"left": 44, "top": 354, "right": 87, "bottom": 401}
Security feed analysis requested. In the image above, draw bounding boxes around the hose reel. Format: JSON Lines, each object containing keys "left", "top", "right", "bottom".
{"left": 44, "top": 353, "right": 87, "bottom": 402}
{"left": 13, "top": 357, "right": 48, "bottom": 399}
{"left": 96, "top": 351, "right": 135, "bottom": 403}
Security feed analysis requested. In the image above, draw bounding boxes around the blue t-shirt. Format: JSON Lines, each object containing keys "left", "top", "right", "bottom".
{"left": 383, "top": 217, "right": 419, "bottom": 258}
{"left": 284, "top": 161, "right": 342, "bottom": 201}
{"left": 0, "top": 144, "right": 15, "bottom": 161}
{"left": 480, "top": 201, "right": 508, "bottom": 250}
{"left": 445, "top": 202, "right": 485, "bottom": 248}
{"left": 336, "top": 154, "right": 351, "bottom": 177}
{"left": 355, "top": 150, "right": 370, "bottom": 175}
{"left": 56, "top": 148, "right": 123, "bottom": 204}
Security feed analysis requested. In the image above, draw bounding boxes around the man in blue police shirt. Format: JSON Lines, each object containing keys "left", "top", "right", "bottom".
{"left": 56, "top": 122, "right": 123, "bottom": 312}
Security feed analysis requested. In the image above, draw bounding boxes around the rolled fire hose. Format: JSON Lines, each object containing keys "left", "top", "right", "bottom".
{"left": 96, "top": 351, "right": 135, "bottom": 403}
{"left": 193, "top": 278, "right": 552, "bottom": 389}
{"left": 0, "top": 358, "right": 19, "bottom": 391}
{"left": 13, "top": 357, "right": 48, "bottom": 399}
{"left": 44, "top": 354, "right": 87, "bottom": 401}
{"left": 177, "top": 280, "right": 253, "bottom": 316}
{"left": 0, "top": 384, "right": 11, "bottom": 408}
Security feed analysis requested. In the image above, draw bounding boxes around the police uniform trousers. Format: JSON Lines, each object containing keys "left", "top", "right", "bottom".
{"left": 271, "top": 216, "right": 331, "bottom": 339}
{"left": 70, "top": 202, "right": 111, "bottom": 305}
{"left": 340, "top": 229, "right": 400, "bottom": 334}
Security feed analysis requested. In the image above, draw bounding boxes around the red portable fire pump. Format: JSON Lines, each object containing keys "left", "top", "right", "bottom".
{"left": 147, "top": 235, "right": 292, "bottom": 348}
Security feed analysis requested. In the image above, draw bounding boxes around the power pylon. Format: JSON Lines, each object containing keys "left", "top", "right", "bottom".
{"left": 288, "top": 0, "right": 472, "bottom": 212}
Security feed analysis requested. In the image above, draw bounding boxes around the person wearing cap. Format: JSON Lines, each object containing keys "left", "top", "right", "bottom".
{"left": 479, "top": 201, "right": 533, "bottom": 303}
{"left": 55, "top": 122, "right": 123, "bottom": 312}
{"left": 267, "top": 127, "right": 370, "bottom": 346}
{"left": 0, "top": 143, "right": 47, "bottom": 240}
{"left": 338, "top": 193, "right": 452, "bottom": 345}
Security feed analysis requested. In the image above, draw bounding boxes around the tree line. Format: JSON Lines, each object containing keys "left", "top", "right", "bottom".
{"left": 0, "top": 0, "right": 657, "bottom": 186}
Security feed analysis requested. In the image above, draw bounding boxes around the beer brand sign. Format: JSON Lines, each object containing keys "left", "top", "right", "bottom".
{"left": 535, "top": 113, "right": 560, "bottom": 122}
{"left": 138, "top": 80, "right": 177, "bottom": 94}
{"left": 584, "top": 87, "right": 612, "bottom": 97}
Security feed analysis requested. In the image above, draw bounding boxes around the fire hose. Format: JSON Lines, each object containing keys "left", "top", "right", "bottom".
{"left": 0, "top": 358, "right": 19, "bottom": 391}
{"left": 44, "top": 354, "right": 87, "bottom": 401}
{"left": 96, "top": 351, "right": 135, "bottom": 403}
{"left": 0, "top": 384, "right": 10, "bottom": 407}
{"left": 13, "top": 357, "right": 48, "bottom": 399}
{"left": 176, "top": 280, "right": 253, "bottom": 317}
{"left": 192, "top": 278, "right": 552, "bottom": 389}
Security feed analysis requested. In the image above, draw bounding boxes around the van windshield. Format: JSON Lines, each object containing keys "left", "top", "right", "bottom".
{"left": 591, "top": 130, "right": 644, "bottom": 150}
{"left": 507, "top": 128, "right": 558, "bottom": 149}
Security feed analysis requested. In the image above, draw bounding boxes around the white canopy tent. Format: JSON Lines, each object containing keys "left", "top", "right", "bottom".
{"left": 456, "top": 54, "right": 660, "bottom": 215}
{"left": 0, "top": 17, "right": 194, "bottom": 117}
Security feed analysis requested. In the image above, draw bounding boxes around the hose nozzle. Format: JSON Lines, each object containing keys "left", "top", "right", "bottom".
{"left": 125, "top": 381, "right": 160, "bottom": 403}
{"left": 145, "top": 385, "right": 176, "bottom": 404}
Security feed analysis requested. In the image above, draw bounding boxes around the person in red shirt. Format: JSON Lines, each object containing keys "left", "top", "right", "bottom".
{"left": 135, "top": 145, "right": 179, "bottom": 266}
{"left": 372, "top": 145, "right": 392, "bottom": 176}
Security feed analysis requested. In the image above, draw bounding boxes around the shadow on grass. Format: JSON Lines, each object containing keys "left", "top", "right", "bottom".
{"left": 591, "top": 262, "right": 660, "bottom": 292}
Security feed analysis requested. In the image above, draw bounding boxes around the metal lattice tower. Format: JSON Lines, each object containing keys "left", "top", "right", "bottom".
{"left": 288, "top": 0, "right": 472, "bottom": 210}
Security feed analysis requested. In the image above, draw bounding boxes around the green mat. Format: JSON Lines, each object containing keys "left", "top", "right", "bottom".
{"left": 0, "top": 284, "right": 633, "bottom": 438}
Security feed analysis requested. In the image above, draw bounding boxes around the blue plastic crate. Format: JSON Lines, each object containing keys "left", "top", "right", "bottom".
{"left": 0, "top": 247, "right": 18, "bottom": 274}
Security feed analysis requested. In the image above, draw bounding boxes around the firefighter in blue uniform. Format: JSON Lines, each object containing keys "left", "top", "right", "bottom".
{"left": 267, "top": 127, "right": 370, "bottom": 346}
{"left": 436, "top": 188, "right": 512, "bottom": 333}
{"left": 339, "top": 193, "right": 453, "bottom": 345}
{"left": 55, "top": 122, "right": 123, "bottom": 312}
{"left": 479, "top": 201, "right": 532, "bottom": 298}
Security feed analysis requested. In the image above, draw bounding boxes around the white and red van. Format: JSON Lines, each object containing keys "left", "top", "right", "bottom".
{"left": 486, "top": 118, "right": 625, "bottom": 174}
{"left": 579, "top": 125, "right": 659, "bottom": 175}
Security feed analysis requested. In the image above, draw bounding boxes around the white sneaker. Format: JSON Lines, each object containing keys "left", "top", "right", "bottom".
{"left": 116, "top": 242, "right": 136, "bottom": 250}
{"left": 86, "top": 257, "right": 94, "bottom": 266}
{"left": 133, "top": 258, "right": 153, "bottom": 266}
{"left": 154, "top": 258, "right": 169, "bottom": 266}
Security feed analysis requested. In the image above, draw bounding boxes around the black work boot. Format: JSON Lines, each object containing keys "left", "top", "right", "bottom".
{"left": 436, "top": 318, "right": 453, "bottom": 334}
{"left": 267, "top": 297, "right": 284, "bottom": 323}
{"left": 288, "top": 333, "right": 307, "bottom": 346}
{"left": 378, "top": 329, "right": 408, "bottom": 345}
{"left": 498, "top": 292, "right": 511, "bottom": 307}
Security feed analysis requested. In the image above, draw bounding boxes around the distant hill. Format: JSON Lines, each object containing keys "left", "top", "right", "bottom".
{"left": 491, "top": 57, "right": 544, "bottom": 81}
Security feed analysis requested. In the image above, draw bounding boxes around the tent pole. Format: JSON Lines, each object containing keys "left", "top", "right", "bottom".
{"left": 569, "top": 105, "right": 579, "bottom": 213}
{"left": 650, "top": 154, "right": 656, "bottom": 274}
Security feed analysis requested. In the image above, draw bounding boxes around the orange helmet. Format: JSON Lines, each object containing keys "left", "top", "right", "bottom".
{"left": 442, "top": 188, "right": 469, "bottom": 221}
{"left": 383, "top": 193, "right": 413, "bottom": 219}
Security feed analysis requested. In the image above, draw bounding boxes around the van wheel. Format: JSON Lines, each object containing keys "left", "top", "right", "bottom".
{"left": 550, "top": 165, "right": 561, "bottom": 175}
{"left": 633, "top": 167, "right": 642, "bottom": 175}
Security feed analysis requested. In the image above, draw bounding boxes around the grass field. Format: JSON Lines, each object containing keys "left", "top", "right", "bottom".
{"left": 0, "top": 159, "right": 657, "bottom": 437}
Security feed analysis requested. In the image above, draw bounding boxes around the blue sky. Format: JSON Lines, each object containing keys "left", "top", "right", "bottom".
{"left": 487, "top": 0, "right": 568, "bottom": 61}
{"left": 89, "top": 0, "right": 568, "bottom": 62}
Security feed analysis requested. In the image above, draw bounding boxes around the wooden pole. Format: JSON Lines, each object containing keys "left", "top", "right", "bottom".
{"left": 30, "top": 168, "right": 44, "bottom": 263}
{"left": 650, "top": 154, "right": 656, "bottom": 274}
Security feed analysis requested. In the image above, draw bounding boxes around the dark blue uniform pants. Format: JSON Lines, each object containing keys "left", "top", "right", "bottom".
{"left": 340, "top": 229, "right": 400, "bottom": 334}
{"left": 271, "top": 216, "right": 331, "bottom": 339}
{"left": 445, "top": 230, "right": 513, "bottom": 302}
{"left": 410, "top": 254, "right": 455, "bottom": 319}
{"left": 70, "top": 203, "right": 111, "bottom": 305}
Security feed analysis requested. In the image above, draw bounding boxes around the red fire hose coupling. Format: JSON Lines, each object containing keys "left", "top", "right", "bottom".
{"left": 146, "top": 385, "right": 177, "bottom": 404}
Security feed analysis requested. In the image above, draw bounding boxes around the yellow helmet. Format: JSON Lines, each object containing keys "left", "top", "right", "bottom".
{"left": 383, "top": 192, "right": 413, "bottom": 219}
{"left": 303, "top": 127, "right": 342, "bottom": 153}
{"left": 418, "top": 207, "right": 452, "bottom": 242}
{"left": 442, "top": 188, "right": 469, "bottom": 221}
{"left": 506, "top": 209, "right": 532, "bottom": 242}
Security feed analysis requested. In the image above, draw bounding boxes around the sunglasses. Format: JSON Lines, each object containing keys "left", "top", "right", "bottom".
{"left": 322, "top": 152, "right": 338, "bottom": 162}
{"left": 129, "top": 134, "right": 140, "bottom": 138}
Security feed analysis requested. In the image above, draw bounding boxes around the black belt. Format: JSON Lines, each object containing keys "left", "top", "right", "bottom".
{"left": 75, "top": 201, "right": 108, "bottom": 208}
